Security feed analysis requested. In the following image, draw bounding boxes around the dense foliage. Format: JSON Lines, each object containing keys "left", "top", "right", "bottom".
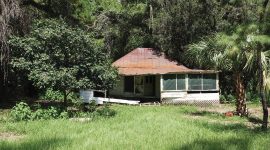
{"left": 9, "top": 19, "right": 118, "bottom": 104}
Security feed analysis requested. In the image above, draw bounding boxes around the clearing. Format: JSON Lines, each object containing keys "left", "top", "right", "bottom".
{"left": 0, "top": 104, "right": 269, "bottom": 150}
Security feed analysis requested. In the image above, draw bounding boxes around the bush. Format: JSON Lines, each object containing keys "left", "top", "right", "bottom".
{"left": 81, "top": 101, "right": 97, "bottom": 112}
{"left": 31, "top": 107, "right": 60, "bottom": 120}
{"left": 10, "top": 102, "right": 32, "bottom": 121}
{"left": 226, "top": 94, "right": 236, "bottom": 102}
{"left": 97, "top": 104, "right": 116, "bottom": 117}
{"left": 10, "top": 102, "right": 68, "bottom": 121}
{"left": 59, "top": 111, "right": 69, "bottom": 119}
{"left": 10, "top": 101, "right": 116, "bottom": 121}
{"left": 219, "top": 93, "right": 236, "bottom": 103}
{"left": 246, "top": 91, "right": 260, "bottom": 102}
{"left": 219, "top": 95, "right": 226, "bottom": 103}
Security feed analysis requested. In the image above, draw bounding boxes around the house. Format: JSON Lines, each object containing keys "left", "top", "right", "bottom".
{"left": 109, "top": 48, "right": 220, "bottom": 104}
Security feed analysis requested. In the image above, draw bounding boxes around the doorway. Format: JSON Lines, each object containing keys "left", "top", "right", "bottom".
{"left": 144, "top": 75, "right": 155, "bottom": 97}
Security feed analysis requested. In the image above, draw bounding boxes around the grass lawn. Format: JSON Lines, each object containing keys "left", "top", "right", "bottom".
{"left": 0, "top": 105, "right": 269, "bottom": 150}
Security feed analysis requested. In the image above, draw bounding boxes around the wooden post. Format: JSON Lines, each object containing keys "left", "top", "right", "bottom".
{"left": 160, "top": 75, "right": 163, "bottom": 102}
{"left": 185, "top": 74, "right": 188, "bottom": 91}
{"left": 216, "top": 73, "right": 219, "bottom": 90}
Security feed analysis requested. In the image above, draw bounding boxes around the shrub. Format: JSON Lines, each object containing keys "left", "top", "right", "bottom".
{"left": 219, "top": 93, "right": 236, "bottom": 103}
{"left": 226, "top": 94, "right": 236, "bottom": 102}
{"left": 10, "top": 101, "right": 116, "bottom": 121}
{"left": 219, "top": 95, "right": 226, "bottom": 103}
{"left": 31, "top": 107, "right": 60, "bottom": 120}
{"left": 97, "top": 104, "right": 116, "bottom": 117}
{"left": 246, "top": 91, "right": 260, "bottom": 102}
{"left": 10, "top": 102, "right": 32, "bottom": 121}
{"left": 59, "top": 111, "right": 69, "bottom": 119}
{"left": 83, "top": 101, "right": 97, "bottom": 112}
{"left": 11, "top": 102, "right": 69, "bottom": 121}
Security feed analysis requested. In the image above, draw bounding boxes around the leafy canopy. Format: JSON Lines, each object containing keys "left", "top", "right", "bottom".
{"left": 9, "top": 19, "right": 118, "bottom": 93}
{"left": 184, "top": 24, "right": 270, "bottom": 73}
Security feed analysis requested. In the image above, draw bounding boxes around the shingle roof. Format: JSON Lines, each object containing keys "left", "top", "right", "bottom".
{"left": 113, "top": 48, "right": 216, "bottom": 75}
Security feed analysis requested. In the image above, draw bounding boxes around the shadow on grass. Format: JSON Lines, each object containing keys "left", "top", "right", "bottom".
{"left": 0, "top": 137, "right": 69, "bottom": 150}
{"left": 187, "top": 110, "right": 267, "bottom": 130}
{"left": 172, "top": 137, "right": 250, "bottom": 150}
{"left": 189, "top": 111, "right": 222, "bottom": 117}
{"left": 247, "top": 116, "right": 263, "bottom": 124}
{"left": 172, "top": 120, "right": 269, "bottom": 150}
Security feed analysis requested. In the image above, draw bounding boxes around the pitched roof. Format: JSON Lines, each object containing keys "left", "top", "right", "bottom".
{"left": 113, "top": 48, "right": 216, "bottom": 75}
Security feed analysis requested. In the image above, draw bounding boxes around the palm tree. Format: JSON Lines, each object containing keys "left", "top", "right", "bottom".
{"left": 184, "top": 24, "right": 270, "bottom": 118}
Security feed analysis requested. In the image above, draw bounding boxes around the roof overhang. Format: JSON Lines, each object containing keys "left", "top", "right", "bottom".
{"left": 113, "top": 48, "right": 220, "bottom": 76}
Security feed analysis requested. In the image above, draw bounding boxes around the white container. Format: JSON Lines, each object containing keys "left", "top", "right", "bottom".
{"left": 79, "top": 90, "right": 94, "bottom": 103}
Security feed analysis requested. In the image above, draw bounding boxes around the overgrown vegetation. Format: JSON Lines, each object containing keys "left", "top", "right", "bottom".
{"left": 9, "top": 101, "right": 115, "bottom": 122}
{"left": 0, "top": 105, "right": 269, "bottom": 150}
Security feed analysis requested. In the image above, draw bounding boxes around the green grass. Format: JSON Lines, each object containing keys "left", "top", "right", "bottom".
{"left": 0, "top": 105, "right": 269, "bottom": 150}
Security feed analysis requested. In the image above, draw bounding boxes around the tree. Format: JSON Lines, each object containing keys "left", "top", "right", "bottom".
{"left": 257, "top": 0, "right": 269, "bottom": 130}
{"left": 184, "top": 24, "right": 270, "bottom": 117}
{"left": 9, "top": 19, "right": 118, "bottom": 107}
{"left": 0, "top": 0, "right": 22, "bottom": 100}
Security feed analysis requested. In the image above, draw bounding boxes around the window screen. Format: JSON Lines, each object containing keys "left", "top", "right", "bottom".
{"left": 203, "top": 74, "right": 216, "bottom": 90}
{"left": 163, "top": 74, "right": 176, "bottom": 90}
{"left": 188, "top": 74, "right": 202, "bottom": 90}
{"left": 124, "top": 76, "right": 134, "bottom": 92}
{"left": 177, "top": 74, "right": 186, "bottom": 90}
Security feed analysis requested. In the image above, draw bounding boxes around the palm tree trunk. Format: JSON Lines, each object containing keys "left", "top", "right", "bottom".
{"left": 258, "top": 0, "right": 269, "bottom": 130}
{"left": 234, "top": 72, "right": 246, "bottom": 116}
{"left": 258, "top": 49, "right": 268, "bottom": 130}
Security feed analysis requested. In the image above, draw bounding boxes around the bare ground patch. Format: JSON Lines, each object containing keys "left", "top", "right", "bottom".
{"left": 0, "top": 132, "right": 24, "bottom": 141}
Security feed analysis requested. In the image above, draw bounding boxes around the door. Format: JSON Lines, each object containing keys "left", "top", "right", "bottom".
{"left": 135, "top": 76, "right": 144, "bottom": 96}
{"left": 144, "top": 75, "right": 155, "bottom": 96}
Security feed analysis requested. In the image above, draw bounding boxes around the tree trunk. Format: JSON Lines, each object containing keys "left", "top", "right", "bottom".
{"left": 258, "top": 48, "right": 268, "bottom": 130}
{"left": 0, "top": 71, "right": 7, "bottom": 103}
{"left": 234, "top": 72, "right": 247, "bottom": 116}
{"left": 63, "top": 90, "right": 68, "bottom": 109}
{"left": 258, "top": 0, "right": 269, "bottom": 130}
{"left": 149, "top": 3, "right": 153, "bottom": 34}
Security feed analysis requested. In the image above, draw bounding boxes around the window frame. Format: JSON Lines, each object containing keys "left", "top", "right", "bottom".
{"left": 162, "top": 74, "right": 187, "bottom": 91}
{"left": 187, "top": 73, "right": 218, "bottom": 91}
{"left": 202, "top": 74, "right": 217, "bottom": 91}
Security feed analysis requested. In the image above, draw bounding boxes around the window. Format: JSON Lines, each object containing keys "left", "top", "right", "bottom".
{"left": 188, "top": 74, "right": 217, "bottom": 91}
{"left": 177, "top": 74, "right": 186, "bottom": 90}
{"left": 124, "top": 76, "right": 134, "bottom": 92}
{"left": 163, "top": 74, "right": 186, "bottom": 91}
{"left": 163, "top": 74, "right": 177, "bottom": 90}
{"left": 203, "top": 74, "right": 216, "bottom": 90}
{"left": 188, "top": 74, "right": 202, "bottom": 90}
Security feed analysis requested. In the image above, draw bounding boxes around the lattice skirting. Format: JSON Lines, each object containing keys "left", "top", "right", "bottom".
{"left": 162, "top": 99, "right": 220, "bottom": 106}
